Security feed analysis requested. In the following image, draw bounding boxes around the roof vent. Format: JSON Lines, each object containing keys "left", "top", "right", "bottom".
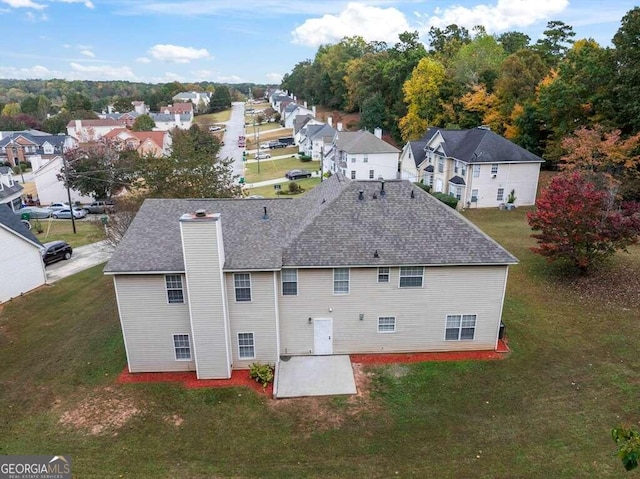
{"left": 358, "top": 190, "right": 364, "bottom": 201}
{"left": 411, "top": 190, "right": 415, "bottom": 199}
{"left": 372, "top": 192, "right": 377, "bottom": 200}
{"left": 373, "top": 250, "right": 379, "bottom": 258}
{"left": 195, "top": 209, "right": 206, "bottom": 217}
{"left": 380, "top": 179, "right": 386, "bottom": 197}
{"left": 262, "top": 206, "right": 269, "bottom": 220}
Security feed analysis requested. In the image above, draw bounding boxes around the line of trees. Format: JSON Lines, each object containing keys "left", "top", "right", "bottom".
{"left": 281, "top": 8, "right": 640, "bottom": 171}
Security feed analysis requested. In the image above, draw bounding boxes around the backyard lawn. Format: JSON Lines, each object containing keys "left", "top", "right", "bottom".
{"left": 28, "top": 218, "right": 104, "bottom": 247}
{"left": 0, "top": 207, "right": 638, "bottom": 477}
{"left": 194, "top": 109, "right": 232, "bottom": 125}
{"left": 245, "top": 157, "right": 319, "bottom": 183}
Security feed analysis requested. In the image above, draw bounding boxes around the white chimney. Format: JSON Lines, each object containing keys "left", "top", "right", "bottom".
{"left": 107, "top": 105, "right": 113, "bottom": 114}
{"left": 374, "top": 127, "right": 382, "bottom": 139}
{"left": 337, "top": 122, "right": 343, "bottom": 132}
{"left": 312, "top": 105, "right": 317, "bottom": 118}
{"left": 175, "top": 113, "right": 180, "bottom": 125}
{"left": 304, "top": 101, "right": 308, "bottom": 109}
{"left": 75, "top": 119, "right": 82, "bottom": 132}
{"left": 327, "top": 116, "right": 333, "bottom": 127}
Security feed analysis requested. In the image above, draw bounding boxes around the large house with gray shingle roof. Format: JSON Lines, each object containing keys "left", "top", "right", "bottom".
{"left": 400, "top": 127, "right": 544, "bottom": 208}
{"left": 105, "top": 175, "right": 517, "bottom": 379}
{"left": 325, "top": 129, "right": 401, "bottom": 181}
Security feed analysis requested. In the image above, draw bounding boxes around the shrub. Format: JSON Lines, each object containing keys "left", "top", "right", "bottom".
{"left": 432, "top": 191, "right": 458, "bottom": 209}
{"left": 288, "top": 182, "right": 304, "bottom": 194}
{"left": 249, "top": 362, "right": 274, "bottom": 388}
{"left": 414, "top": 182, "right": 431, "bottom": 193}
{"left": 299, "top": 154, "right": 312, "bottom": 162}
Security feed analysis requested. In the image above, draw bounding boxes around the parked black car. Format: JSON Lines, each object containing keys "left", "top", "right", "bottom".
{"left": 285, "top": 169, "right": 312, "bottom": 180}
{"left": 41, "top": 240, "right": 73, "bottom": 265}
{"left": 269, "top": 141, "right": 287, "bottom": 149}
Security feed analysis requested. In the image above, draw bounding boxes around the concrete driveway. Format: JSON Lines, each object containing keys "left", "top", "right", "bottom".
{"left": 274, "top": 355, "right": 357, "bottom": 399}
{"left": 45, "top": 240, "right": 114, "bottom": 283}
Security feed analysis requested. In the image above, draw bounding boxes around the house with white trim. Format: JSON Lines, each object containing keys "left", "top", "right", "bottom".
{"left": 324, "top": 129, "right": 400, "bottom": 181}
{"left": 0, "top": 167, "right": 23, "bottom": 211}
{"left": 104, "top": 175, "right": 517, "bottom": 380}
{"left": 0, "top": 206, "right": 46, "bottom": 303}
{"left": 400, "top": 127, "right": 544, "bottom": 208}
{"left": 67, "top": 119, "right": 125, "bottom": 142}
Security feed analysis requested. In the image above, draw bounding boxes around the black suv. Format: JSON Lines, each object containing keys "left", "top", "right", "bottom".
{"left": 41, "top": 241, "right": 73, "bottom": 265}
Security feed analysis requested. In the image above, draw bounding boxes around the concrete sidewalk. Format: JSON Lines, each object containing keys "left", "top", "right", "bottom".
{"left": 46, "top": 240, "right": 114, "bottom": 283}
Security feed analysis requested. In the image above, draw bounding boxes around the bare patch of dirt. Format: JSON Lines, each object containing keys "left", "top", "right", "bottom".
{"left": 268, "top": 363, "right": 381, "bottom": 436}
{"left": 164, "top": 414, "right": 184, "bottom": 427}
{"left": 58, "top": 386, "right": 143, "bottom": 435}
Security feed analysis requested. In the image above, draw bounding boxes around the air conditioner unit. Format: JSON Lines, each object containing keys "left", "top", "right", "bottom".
{"left": 492, "top": 174, "right": 497, "bottom": 179}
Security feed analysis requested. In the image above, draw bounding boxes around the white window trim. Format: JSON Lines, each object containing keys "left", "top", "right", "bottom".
{"left": 237, "top": 332, "right": 256, "bottom": 360}
{"left": 173, "top": 333, "right": 192, "bottom": 361}
{"left": 398, "top": 266, "right": 424, "bottom": 288}
{"left": 377, "top": 267, "right": 390, "bottom": 283}
{"left": 333, "top": 268, "right": 350, "bottom": 295}
{"left": 491, "top": 164, "right": 499, "bottom": 175}
{"left": 377, "top": 316, "right": 396, "bottom": 333}
{"left": 497, "top": 188, "right": 505, "bottom": 202}
{"left": 281, "top": 268, "right": 298, "bottom": 296}
{"left": 234, "top": 273, "right": 252, "bottom": 302}
{"left": 444, "top": 314, "right": 477, "bottom": 341}
{"left": 165, "top": 274, "right": 184, "bottom": 304}
{"left": 473, "top": 164, "right": 481, "bottom": 178}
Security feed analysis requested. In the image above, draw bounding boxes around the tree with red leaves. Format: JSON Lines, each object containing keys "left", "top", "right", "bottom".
{"left": 527, "top": 171, "right": 640, "bottom": 273}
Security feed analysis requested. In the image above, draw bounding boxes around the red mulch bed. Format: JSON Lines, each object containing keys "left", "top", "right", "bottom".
{"left": 351, "top": 339, "right": 510, "bottom": 364}
{"left": 117, "top": 340, "right": 509, "bottom": 393}
{"left": 117, "top": 368, "right": 273, "bottom": 396}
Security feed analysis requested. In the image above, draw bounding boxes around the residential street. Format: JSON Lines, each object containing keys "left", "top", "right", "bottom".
{"left": 219, "top": 101, "right": 246, "bottom": 176}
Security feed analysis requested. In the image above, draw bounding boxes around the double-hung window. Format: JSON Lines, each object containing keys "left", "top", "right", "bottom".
{"left": 238, "top": 332, "right": 255, "bottom": 359}
{"left": 281, "top": 268, "right": 298, "bottom": 295}
{"left": 497, "top": 188, "right": 505, "bottom": 201}
{"left": 377, "top": 316, "right": 396, "bottom": 333}
{"left": 399, "top": 266, "right": 423, "bottom": 287}
{"left": 473, "top": 164, "right": 481, "bottom": 177}
{"left": 445, "top": 314, "right": 477, "bottom": 340}
{"left": 333, "top": 268, "right": 349, "bottom": 294}
{"left": 173, "top": 334, "right": 191, "bottom": 360}
{"left": 377, "top": 267, "right": 390, "bottom": 283}
{"left": 351, "top": 170, "right": 356, "bottom": 179}
{"left": 165, "top": 274, "right": 184, "bottom": 304}
{"left": 234, "top": 273, "right": 251, "bottom": 302}
{"left": 438, "top": 157, "right": 444, "bottom": 173}
{"left": 491, "top": 164, "right": 499, "bottom": 175}
{"left": 369, "top": 169, "right": 375, "bottom": 179}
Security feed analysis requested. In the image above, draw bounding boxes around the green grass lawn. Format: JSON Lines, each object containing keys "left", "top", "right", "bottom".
{"left": 247, "top": 177, "right": 322, "bottom": 198}
{"left": 194, "top": 109, "right": 232, "bottom": 125}
{"left": 1, "top": 209, "right": 638, "bottom": 477}
{"left": 245, "top": 157, "right": 319, "bottom": 183}
{"left": 29, "top": 219, "right": 104, "bottom": 247}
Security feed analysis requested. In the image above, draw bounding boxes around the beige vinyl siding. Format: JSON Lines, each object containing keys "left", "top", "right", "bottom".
{"left": 0, "top": 230, "right": 46, "bottom": 303}
{"left": 113, "top": 274, "right": 195, "bottom": 372}
{"left": 225, "top": 271, "right": 278, "bottom": 368}
{"left": 180, "top": 218, "right": 231, "bottom": 379}
{"left": 470, "top": 162, "right": 541, "bottom": 207}
{"left": 279, "top": 265, "right": 507, "bottom": 355}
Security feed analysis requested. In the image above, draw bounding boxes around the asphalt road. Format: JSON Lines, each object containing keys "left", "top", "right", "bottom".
{"left": 219, "top": 101, "right": 246, "bottom": 176}
{"left": 45, "top": 240, "right": 114, "bottom": 283}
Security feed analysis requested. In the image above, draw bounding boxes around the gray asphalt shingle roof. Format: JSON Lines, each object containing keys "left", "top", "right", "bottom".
{"left": 423, "top": 127, "right": 543, "bottom": 164}
{"left": 407, "top": 140, "right": 428, "bottom": 168}
{"left": 335, "top": 130, "right": 400, "bottom": 154}
{"left": 0, "top": 205, "right": 42, "bottom": 247}
{"left": 105, "top": 175, "right": 516, "bottom": 274}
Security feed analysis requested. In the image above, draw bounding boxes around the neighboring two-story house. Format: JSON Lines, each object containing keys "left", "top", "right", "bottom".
{"left": 400, "top": 127, "right": 544, "bottom": 208}
{"left": 0, "top": 166, "right": 23, "bottom": 211}
{"left": 325, "top": 129, "right": 400, "bottom": 181}
{"left": 102, "top": 128, "right": 172, "bottom": 157}
{"left": 104, "top": 175, "right": 517, "bottom": 380}
{"left": 299, "top": 124, "right": 336, "bottom": 161}
{"left": 67, "top": 119, "right": 126, "bottom": 142}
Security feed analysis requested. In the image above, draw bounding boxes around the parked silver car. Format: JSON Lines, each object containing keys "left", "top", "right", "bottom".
{"left": 52, "top": 208, "right": 87, "bottom": 219}
{"left": 15, "top": 206, "right": 53, "bottom": 219}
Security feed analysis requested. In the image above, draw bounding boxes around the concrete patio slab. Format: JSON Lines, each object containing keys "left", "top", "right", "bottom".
{"left": 274, "top": 355, "right": 357, "bottom": 399}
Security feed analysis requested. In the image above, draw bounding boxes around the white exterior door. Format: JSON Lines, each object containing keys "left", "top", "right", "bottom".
{"left": 313, "top": 319, "right": 333, "bottom": 355}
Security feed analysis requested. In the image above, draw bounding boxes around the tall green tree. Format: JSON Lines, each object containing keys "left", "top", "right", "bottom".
{"left": 427, "top": 24, "right": 471, "bottom": 60}
{"left": 2, "top": 102, "right": 20, "bottom": 116}
{"left": 208, "top": 86, "right": 231, "bottom": 113}
{"left": 451, "top": 34, "right": 506, "bottom": 90}
{"left": 65, "top": 92, "right": 92, "bottom": 112}
{"left": 496, "top": 31, "right": 531, "bottom": 55}
{"left": 359, "top": 92, "right": 387, "bottom": 131}
{"left": 534, "top": 20, "right": 576, "bottom": 66}
{"left": 132, "top": 114, "right": 156, "bottom": 131}
{"left": 138, "top": 125, "right": 240, "bottom": 198}
{"left": 612, "top": 7, "right": 640, "bottom": 133}
{"left": 112, "top": 97, "right": 134, "bottom": 112}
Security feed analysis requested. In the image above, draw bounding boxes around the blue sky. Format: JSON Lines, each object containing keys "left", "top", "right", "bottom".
{"left": 0, "top": 0, "right": 637, "bottom": 85}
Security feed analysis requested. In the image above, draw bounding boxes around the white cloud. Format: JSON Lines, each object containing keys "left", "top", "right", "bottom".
{"left": 1, "top": 0, "right": 46, "bottom": 9}
{"left": 426, "top": 0, "right": 569, "bottom": 33}
{"left": 292, "top": 2, "right": 410, "bottom": 47}
{"left": 266, "top": 72, "right": 283, "bottom": 83}
{"left": 0, "top": 64, "right": 53, "bottom": 78}
{"left": 53, "top": 0, "right": 94, "bottom": 8}
{"left": 192, "top": 69, "right": 214, "bottom": 80}
{"left": 69, "top": 62, "right": 136, "bottom": 80}
{"left": 216, "top": 74, "right": 243, "bottom": 83}
{"left": 148, "top": 44, "right": 210, "bottom": 63}
{"left": 136, "top": 56, "right": 151, "bottom": 63}
{"left": 80, "top": 49, "right": 95, "bottom": 57}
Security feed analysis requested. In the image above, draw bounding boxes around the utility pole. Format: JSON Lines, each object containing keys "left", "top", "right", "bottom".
{"left": 58, "top": 144, "right": 76, "bottom": 234}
